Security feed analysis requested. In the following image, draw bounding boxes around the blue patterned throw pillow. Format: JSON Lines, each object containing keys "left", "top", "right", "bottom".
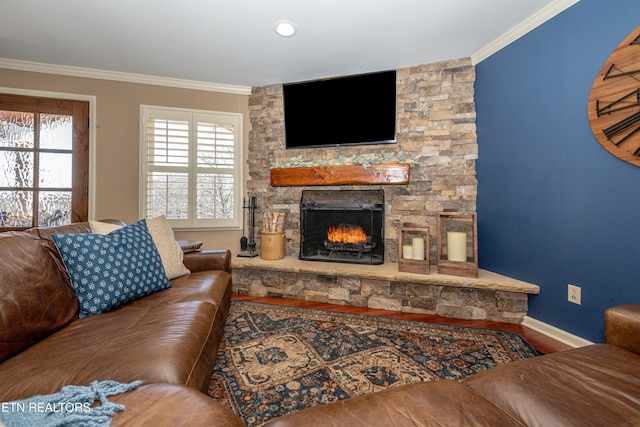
{"left": 52, "top": 219, "right": 170, "bottom": 317}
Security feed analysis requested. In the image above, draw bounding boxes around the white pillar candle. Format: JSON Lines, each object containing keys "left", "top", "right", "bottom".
{"left": 412, "top": 237, "right": 425, "bottom": 261}
{"left": 402, "top": 244, "right": 413, "bottom": 260}
{"left": 447, "top": 231, "right": 467, "bottom": 262}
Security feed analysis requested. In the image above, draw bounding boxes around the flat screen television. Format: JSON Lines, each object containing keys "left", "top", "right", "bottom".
{"left": 283, "top": 70, "right": 397, "bottom": 149}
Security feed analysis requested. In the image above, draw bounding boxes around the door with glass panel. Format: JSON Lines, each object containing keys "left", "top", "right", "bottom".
{"left": 0, "top": 94, "right": 89, "bottom": 230}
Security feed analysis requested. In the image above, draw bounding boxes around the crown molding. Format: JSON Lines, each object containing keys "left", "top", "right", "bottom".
{"left": 0, "top": 58, "right": 252, "bottom": 95}
{"left": 471, "top": 0, "right": 581, "bottom": 64}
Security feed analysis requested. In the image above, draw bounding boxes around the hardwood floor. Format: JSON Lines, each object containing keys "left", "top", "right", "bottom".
{"left": 232, "top": 293, "right": 573, "bottom": 355}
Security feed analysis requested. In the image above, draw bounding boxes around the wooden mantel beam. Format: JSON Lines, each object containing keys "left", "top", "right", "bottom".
{"left": 270, "top": 163, "right": 411, "bottom": 186}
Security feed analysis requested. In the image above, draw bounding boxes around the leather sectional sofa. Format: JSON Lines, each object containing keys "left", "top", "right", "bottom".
{"left": 0, "top": 220, "right": 244, "bottom": 426}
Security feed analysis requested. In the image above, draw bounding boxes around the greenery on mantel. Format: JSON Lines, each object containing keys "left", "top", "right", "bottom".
{"left": 270, "top": 152, "right": 420, "bottom": 169}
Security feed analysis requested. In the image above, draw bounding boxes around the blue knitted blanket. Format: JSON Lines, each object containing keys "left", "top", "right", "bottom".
{"left": 0, "top": 380, "right": 142, "bottom": 427}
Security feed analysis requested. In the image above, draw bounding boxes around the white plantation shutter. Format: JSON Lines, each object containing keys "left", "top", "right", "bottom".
{"left": 140, "top": 106, "right": 242, "bottom": 229}
{"left": 195, "top": 118, "right": 235, "bottom": 221}
{"left": 145, "top": 117, "right": 190, "bottom": 221}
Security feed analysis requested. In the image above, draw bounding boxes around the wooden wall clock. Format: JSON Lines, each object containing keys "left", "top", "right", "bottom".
{"left": 588, "top": 26, "right": 640, "bottom": 167}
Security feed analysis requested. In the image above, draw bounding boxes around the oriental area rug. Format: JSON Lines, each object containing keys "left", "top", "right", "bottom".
{"left": 208, "top": 300, "right": 540, "bottom": 427}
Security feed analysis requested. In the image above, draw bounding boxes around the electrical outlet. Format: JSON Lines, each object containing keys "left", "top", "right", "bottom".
{"left": 568, "top": 284, "right": 581, "bottom": 305}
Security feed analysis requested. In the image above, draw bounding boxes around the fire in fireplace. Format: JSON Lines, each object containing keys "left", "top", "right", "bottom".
{"left": 299, "top": 190, "right": 384, "bottom": 265}
{"left": 324, "top": 224, "right": 377, "bottom": 258}
{"left": 327, "top": 224, "right": 368, "bottom": 244}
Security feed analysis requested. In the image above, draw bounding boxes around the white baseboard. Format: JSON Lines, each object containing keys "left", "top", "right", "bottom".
{"left": 523, "top": 316, "right": 594, "bottom": 349}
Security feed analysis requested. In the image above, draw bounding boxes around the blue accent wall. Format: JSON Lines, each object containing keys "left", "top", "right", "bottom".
{"left": 476, "top": 0, "right": 640, "bottom": 342}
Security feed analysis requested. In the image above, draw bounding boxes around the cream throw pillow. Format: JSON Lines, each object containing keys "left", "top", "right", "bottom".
{"left": 90, "top": 216, "right": 190, "bottom": 280}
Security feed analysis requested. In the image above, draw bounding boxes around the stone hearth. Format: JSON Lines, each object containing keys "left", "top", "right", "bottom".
{"left": 232, "top": 256, "right": 539, "bottom": 324}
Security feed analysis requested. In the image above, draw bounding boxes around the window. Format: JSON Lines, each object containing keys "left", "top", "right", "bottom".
{"left": 140, "top": 105, "right": 243, "bottom": 230}
{"left": 0, "top": 94, "right": 89, "bottom": 230}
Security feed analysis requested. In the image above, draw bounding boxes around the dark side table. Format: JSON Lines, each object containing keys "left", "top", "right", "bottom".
{"left": 177, "top": 240, "right": 203, "bottom": 253}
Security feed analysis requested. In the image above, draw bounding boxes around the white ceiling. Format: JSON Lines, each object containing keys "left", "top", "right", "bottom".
{"left": 0, "top": 0, "right": 578, "bottom": 91}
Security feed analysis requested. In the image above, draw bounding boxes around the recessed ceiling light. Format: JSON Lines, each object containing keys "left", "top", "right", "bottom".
{"left": 274, "top": 20, "right": 297, "bottom": 38}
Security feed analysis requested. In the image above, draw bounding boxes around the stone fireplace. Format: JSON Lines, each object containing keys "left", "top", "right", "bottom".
{"left": 233, "top": 57, "right": 541, "bottom": 323}
{"left": 299, "top": 190, "right": 384, "bottom": 265}
{"left": 247, "top": 58, "right": 478, "bottom": 262}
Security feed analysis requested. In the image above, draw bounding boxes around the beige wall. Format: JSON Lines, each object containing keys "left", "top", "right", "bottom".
{"left": 0, "top": 68, "right": 250, "bottom": 252}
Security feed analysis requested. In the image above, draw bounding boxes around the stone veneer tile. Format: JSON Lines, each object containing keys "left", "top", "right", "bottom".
{"left": 408, "top": 296, "right": 438, "bottom": 311}
{"left": 368, "top": 295, "right": 403, "bottom": 312}
{"left": 328, "top": 287, "right": 350, "bottom": 302}
{"left": 361, "top": 279, "right": 391, "bottom": 297}
{"left": 304, "top": 290, "right": 329, "bottom": 303}
{"left": 337, "top": 277, "right": 362, "bottom": 292}
{"left": 437, "top": 304, "right": 486, "bottom": 320}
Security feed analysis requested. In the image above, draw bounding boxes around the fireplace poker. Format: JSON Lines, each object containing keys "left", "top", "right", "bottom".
{"left": 239, "top": 198, "right": 248, "bottom": 251}
{"left": 237, "top": 196, "right": 259, "bottom": 258}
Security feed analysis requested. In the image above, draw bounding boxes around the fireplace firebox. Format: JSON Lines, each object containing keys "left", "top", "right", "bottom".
{"left": 299, "top": 190, "right": 384, "bottom": 265}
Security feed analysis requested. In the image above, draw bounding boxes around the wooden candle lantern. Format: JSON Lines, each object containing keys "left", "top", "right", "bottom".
{"left": 437, "top": 211, "right": 478, "bottom": 278}
{"left": 398, "top": 223, "right": 430, "bottom": 274}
